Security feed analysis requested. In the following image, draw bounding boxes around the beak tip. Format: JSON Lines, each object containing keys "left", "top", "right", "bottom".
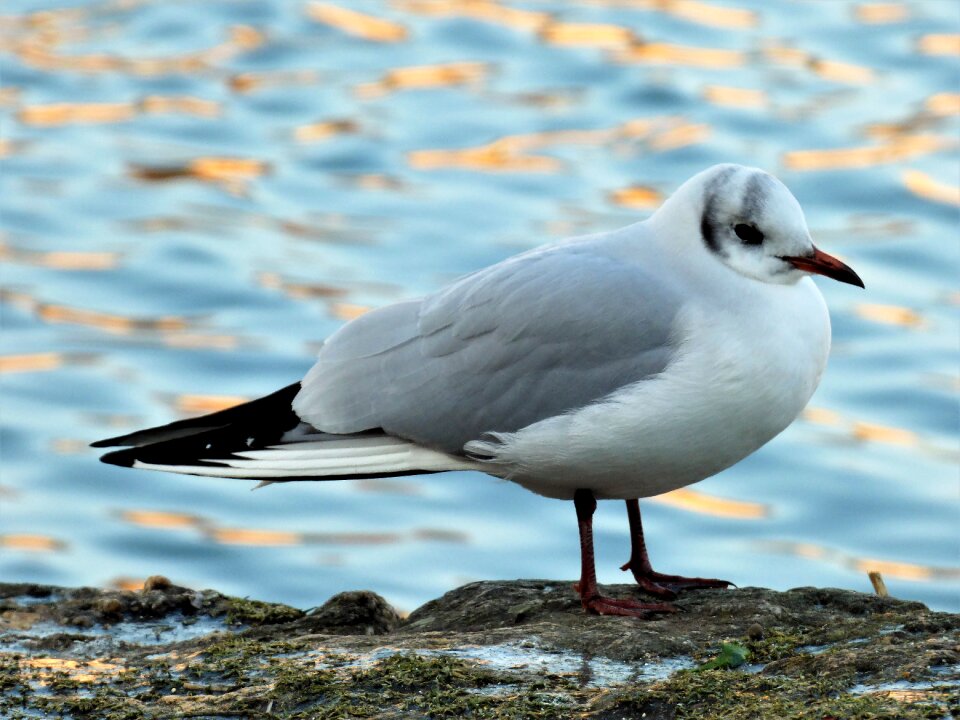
{"left": 840, "top": 266, "right": 865, "bottom": 289}
{"left": 784, "top": 248, "right": 865, "bottom": 290}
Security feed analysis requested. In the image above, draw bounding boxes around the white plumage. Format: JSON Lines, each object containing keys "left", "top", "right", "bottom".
{"left": 95, "top": 163, "right": 863, "bottom": 617}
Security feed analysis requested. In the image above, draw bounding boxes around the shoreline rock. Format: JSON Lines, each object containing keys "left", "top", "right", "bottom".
{"left": 1, "top": 580, "right": 956, "bottom": 718}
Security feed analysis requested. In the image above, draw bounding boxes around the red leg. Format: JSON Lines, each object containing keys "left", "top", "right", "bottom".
{"left": 573, "top": 489, "right": 675, "bottom": 618}
{"left": 620, "top": 498, "right": 733, "bottom": 599}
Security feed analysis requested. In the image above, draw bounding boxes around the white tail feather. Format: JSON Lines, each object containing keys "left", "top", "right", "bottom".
{"left": 132, "top": 437, "right": 481, "bottom": 479}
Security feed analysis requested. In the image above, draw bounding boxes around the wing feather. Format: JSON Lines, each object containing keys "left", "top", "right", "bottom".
{"left": 293, "top": 238, "right": 681, "bottom": 453}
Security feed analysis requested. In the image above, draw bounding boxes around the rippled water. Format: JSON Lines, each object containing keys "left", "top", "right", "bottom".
{"left": 1, "top": 0, "right": 958, "bottom": 614}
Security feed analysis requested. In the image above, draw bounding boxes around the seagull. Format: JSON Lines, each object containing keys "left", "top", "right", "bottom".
{"left": 94, "top": 164, "right": 863, "bottom": 617}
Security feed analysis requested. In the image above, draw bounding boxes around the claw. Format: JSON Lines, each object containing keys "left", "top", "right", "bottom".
{"left": 620, "top": 563, "right": 732, "bottom": 598}
{"left": 574, "top": 490, "right": 678, "bottom": 620}
{"left": 581, "top": 592, "right": 676, "bottom": 618}
{"left": 621, "top": 499, "right": 733, "bottom": 599}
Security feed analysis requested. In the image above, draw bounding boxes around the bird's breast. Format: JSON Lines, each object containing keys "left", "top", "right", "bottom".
{"left": 498, "top": 279, "right": 832, "bottom": 500}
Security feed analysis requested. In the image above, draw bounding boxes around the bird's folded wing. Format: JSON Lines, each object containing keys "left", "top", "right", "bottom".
{"left": 293, "top": 241, "right": 682, "bottom": 454}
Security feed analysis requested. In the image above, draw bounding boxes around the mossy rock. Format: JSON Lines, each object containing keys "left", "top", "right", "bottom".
{"left": 1, "top": 580, "right": 956, "bottom": 719}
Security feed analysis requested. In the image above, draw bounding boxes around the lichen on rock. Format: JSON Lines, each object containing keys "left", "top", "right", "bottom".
{"left": 1, "top": 580, "right": 956, "bottom": 718}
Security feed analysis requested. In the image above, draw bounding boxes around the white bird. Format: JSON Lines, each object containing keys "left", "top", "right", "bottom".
{"left": 94, "top": 164, "right": 863, "bottom": 617}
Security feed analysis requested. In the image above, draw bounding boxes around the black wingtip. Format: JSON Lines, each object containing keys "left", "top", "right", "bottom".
{"left": 99, "top": 448, "right": 137, "bottom": 467}
{"left": 90, "top": 438, "right": 120, "bottom": 448}
{"left": 89, "top": 382, "right": 301, "bottom": 450}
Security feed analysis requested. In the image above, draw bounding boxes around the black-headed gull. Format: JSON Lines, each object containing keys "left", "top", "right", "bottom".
{"left": 95, "top": 164, "right": 863, "bottom": 617}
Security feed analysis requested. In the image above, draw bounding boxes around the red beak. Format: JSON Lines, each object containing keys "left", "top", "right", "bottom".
{"left": 780, "top": 247, "right": 864, "bottom": 288}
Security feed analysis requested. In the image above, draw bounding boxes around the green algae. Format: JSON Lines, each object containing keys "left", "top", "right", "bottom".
{"left": 2, "top": 581, "right": 957, "bottom": 719}
{"left": 696, "top": 641, "right": 749, "bottom": 670}
{"left": 744, "top": 626, "right": 812, "bottom": 662}
{"left": 608, "top": 668, "right": 956, "bottom": 720}
{"left": 224, "top": 597, "right": 304, "bottom": 626}
{"left": 3, "top": 641, "right": 955, "bottom": 720}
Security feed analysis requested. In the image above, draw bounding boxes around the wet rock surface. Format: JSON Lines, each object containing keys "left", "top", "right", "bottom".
{"left": 1, "top": 579, "right": 956, "bottom": 719}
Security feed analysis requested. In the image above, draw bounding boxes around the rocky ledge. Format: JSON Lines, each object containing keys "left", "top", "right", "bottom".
{"left": 1, "top": 578, "right": 957, "bottom": 719}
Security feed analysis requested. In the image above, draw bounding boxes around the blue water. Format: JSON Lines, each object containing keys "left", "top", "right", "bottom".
{"left": 1, "top": 0, "right": 958, "bottom": 614}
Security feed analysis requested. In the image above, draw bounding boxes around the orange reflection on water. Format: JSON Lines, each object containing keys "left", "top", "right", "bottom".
{"left": 2, "top": 289, "right": 191, "bottom": 334}
{"left": 854, "top": 2, "right": 910, "bottom": 24}
{"left": 394, "top": 0, "right": 550, "bottom": 33}
{"left": 854, "top": 303, "right": 926, "bottom": 328}
{"left": 614, "top": 42, "right": 745, "bottom": 69}
{"left": 0, "top": 352, "right": 63, "bottom": 374}
{"left": 140, "top": 95, "right": 221, "bottom": 118}
{"left": 609, "top": 186, "right": 663, "bottom": 211}
{"left": 228, "top": 69, "right": 322, "bottom": 93}
{"left": 762, "top": 44, "right": 875, "bottom": 85}
{"left": 190, "top": 156, "right": 269, "bottom": 183}
{"left": 0, "top": 534, "right": 66, "bottom": 552}
{"left": 803, "top": 406, "right": 958, "bottom": 460}
{"left": 209, "top": 527, "right": 401, "bottom": 546}
{"left": 809, "top": 58, "right": 875, "bottom": 84}
{"left": 172, "top": 394, "right": 247, "bottom": 415}
{"left": 14, "top": 24, "right": 263, "bottom": 75}
{"left": 109, "top": 577, "right": 146, "bottom": 592}
{"left": 702, "top": 85, "right": 767, "bottom": 109}
{"left": 764, "top": 541, "right": 958, "bottom": 583}
{"left": 18, "top": 101, "right": 136, "bottom": 125}
{"left": 330, "top": 302, "right": 372, "bottom": 321}
{"left": 783, "top": 135, "right": 952, "bottom": 171}
{"left": 306, "top": 2, "right": 408, "bottom": 42}
{"left": 854, "top": 557, "right": 938, "bottom": 582}
{"left": 902, "top": 169, "right": 960, "bottom": 207}
{"left": 294, "top": 119, "right": 360, "bottom": 144}
{"left": 582, "top": 0, "right": 756, "bottom": 30}
{"left": 0, "top": 352, "right": 98, "bottom": 374}
{"left": 851, "top": 421, "right": 919, "bottom": 448}
{"left": 925, "top": 92, "right": 960, "bottom": 117}
{"left": 40, "top": 305, "right": 186, "bottom": 334}
{"left": 16, "top": 96, "right": 220, "bottom": 125}
{"left": 211, "top": 528, "right": 304, "bottom": 546}
{"left": 131, "top": 156, "right": 269, "bottom": 190}
{"left": 340, "top": 173, "right": 409, "bottom": 192}
{"left": 355, "top": 61, "right": 489, "bottom": 99}
{"left": 651, "top": 488, "right": 768, "bottom": 519}
{"left": 259, "top": 272, "right": 349, "bottom": 300}
{"left": 409, "top": 139, "right": 562, "bottom": 173}
{"left": 118, "top": 509, "right": 206, "bottom": 530}
{"left": 648, "top": 121, "right": 710, "bottom": 151}
{"left": 655, "top": 0, "right": 757, "bottom": 29}
{"left": 540, "top": 22, "right": 635, "bottom": 50}
{"left": 802, "top": 406, "right": 844, "bottom": 427}
{"left": 917, "top": 33, "right": 960, "bottom": 56}
{"left": 409, "top": 116, "right": 696, "bottom": 173}
{"left": 227, "top": 70, "right": 320, "bottom": 93}
{"left": 0, "top": 241, "right": 119, "bottom": 269}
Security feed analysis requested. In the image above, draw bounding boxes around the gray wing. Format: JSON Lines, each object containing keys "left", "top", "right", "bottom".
{"left": 292, "top": 241, "right": 682, "bottom": 454}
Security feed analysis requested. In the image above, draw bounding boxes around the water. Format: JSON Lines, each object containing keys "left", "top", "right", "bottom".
{"left": 345, "top": 642, "right": 693, "bottom": 687}
{"left": 1, "top": 0, "right": 957, "bottom": 615}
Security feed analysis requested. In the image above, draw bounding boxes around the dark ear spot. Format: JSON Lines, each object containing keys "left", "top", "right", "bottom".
{"left": 701, "top": 213, "right": 717, "bottom": 252}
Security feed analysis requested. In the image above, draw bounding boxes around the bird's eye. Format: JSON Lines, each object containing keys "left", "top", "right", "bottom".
{"left": 734, "top": 223, "right": 764, "bottom": 245}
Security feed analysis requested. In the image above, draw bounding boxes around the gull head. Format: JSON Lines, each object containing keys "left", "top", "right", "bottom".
{"left": 668, "top": 164, "right": 864, "bottom": 288}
